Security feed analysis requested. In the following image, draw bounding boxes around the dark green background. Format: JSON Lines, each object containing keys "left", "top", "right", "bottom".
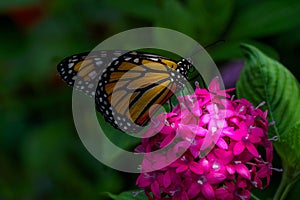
{"left": 1, "top": 0, "right": 300, "bottom": 199}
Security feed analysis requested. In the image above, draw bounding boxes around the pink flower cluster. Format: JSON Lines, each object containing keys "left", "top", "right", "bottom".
{"left": 136, "top": 79, "right": 273, "bottom": 200}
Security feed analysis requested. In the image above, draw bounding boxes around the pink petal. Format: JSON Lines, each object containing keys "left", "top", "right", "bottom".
{"left": 215, "top": 188, "right": 232, "bottom": 200}
{"left": 245, "top": 115, "right": 254, "bottom": 126}
{"left": 233, "top": 122, "right": 248, "bottom": 139}
{"left": 236, "top": 164, "right": 251, "bottom": 180}
{"left": 251, "top": 127, "right": 265, "bottom": 137}
{"left": 263, "top": 139, "right": 274, "bottom": 162}
{"left": 228, "top": 130, "right": 244, "bottom": 141}
{"left": 151, "top": 180, "right": 161, "bottom": 198}
{"left": 160, "top": 126, "right": 174, "bottom": 134}
{"left": 152, "top": 154, "right": 168, "bottom": 169}
{"left": 216, "top": 138, "right": 228, "bottom": 149}
{"left": 205, "top": 103, "right": 214, "bottom": 113}
{"left": 229, "top": 117, "right": 240, "bottom": 126}
{"left": 207, "top": 172, "right": 227, "bottom": 184}
{"left": 224, "top": 109, "right": 235, "bottom": 118}
{"left": 208, "top": 77, "right": 220, "bottom": 91}
{"left": 226, "top": 165, "right": 236, "bottom": 174}
{"left": 214, "top": 149, "right": 234, "bottom": 164}
{"left": 163, "top": 171, "right": 171, "bottom": 188}
{"left": 160, "top": 135, "right": 174, "bottom": 148}
{"left": 199, "top": 158, "right": 210, "bottom": 172}
{"left": 222, "top": 127, "right": 234, "bottom": 135}
{"left": 202, "top": 183, "right": 215, "bottom": 199}
{"left": 246, "top": 143, "right": 259, "bottom": 157}
{"left": 166, "top": 112, "right": 178, "bottom": 119}
{"left": 136, "top": 174, "right": 151, "bottom": 187}
{"left": 181, "top": 191, "right": 189, "bottom": 200}
{"left": 233, "top": 141, "right": 245, "bottom": 155}
{"left": 249, "top": 134, "right": 261, "bottom": 143}
{"left": 188, "top": 101, "right": 202, "bottom": 117}
{"left": 187, "top": 182, "right": 201, "bottom": 199}
{"left": 237, "top": 178, "right": 248, "bottom": 188}
{"left": 257, "top": 165, "right": 268, "bottom": 177}
{"left": 199, "top": 114, "right": 211, "bottom": 125}
{"left": 190, "top": 145, "right": 201, "bottom": 158}
{"left": 141, "top": 158, "right": 153, "bottom": 172}
{"left": 215, "top": 188, "right": 227, "bottom": 196}
{"left": 190, "top": 162, "right": 204, "bottom": 175}
{"left": 194, "top": 126, "right": 208, "bottom": 136}
{"left": 235, "top": 99, "right": 252, "bottom": 106}
{"left": 176, "top": 165, "right": 188, "bottom": 173}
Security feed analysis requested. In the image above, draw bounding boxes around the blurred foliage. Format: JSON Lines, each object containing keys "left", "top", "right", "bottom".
{"left": 1, "top": 0, "right": 300, "bottom": 199}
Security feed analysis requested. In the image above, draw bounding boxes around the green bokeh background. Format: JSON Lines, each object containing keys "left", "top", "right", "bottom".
{"left": 1, "top": 0, "right": 300, "bottom": 199}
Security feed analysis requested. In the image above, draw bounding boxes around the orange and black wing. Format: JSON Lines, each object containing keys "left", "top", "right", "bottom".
{"left": 57, "top": 50, "right": 126, "bottom": 96}
{"left": 95, "top": 51, "right": 190, "bottom": 133}
{"left": 57, "top": 50, "right": 191, "bottom": 133}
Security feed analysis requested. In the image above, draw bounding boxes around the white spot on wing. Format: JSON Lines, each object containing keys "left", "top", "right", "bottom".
{"left": 149, "top": 57, "right": 159, "bottom": 62}
{"left": 68, "top": 63, "right": 74, "bottom": 68}
{"left": 96, "top": 61, "right": 103, "bottom": 66}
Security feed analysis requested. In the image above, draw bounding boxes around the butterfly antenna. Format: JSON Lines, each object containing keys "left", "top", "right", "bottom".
{"left": 186, "top": 39, "right": 225, "bottom": 88}
{"left": 188, "top": 39, "right": 226, "bottom": 61}
{"left": 204, "top": 39, "right": 226, "bottom": 49}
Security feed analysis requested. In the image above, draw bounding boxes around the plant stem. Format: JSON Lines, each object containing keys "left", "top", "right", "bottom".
{"left": 250, "top": 193, "right": 261, "bottom": 200}
{"left": 273, "top": 164, "right": 300, "bottom": 200}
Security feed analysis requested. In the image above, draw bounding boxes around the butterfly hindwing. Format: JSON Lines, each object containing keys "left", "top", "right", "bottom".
{"left": 57, "top": 50, "right": 127, "bottom": 96}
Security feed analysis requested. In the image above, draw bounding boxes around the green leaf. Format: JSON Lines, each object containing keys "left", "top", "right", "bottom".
{"left": 236, "top": 44, "right": 300, "bottom": 139}
{"left": 228, "top": 0, "right": 300, "bottom": 39}
{"left": 104, "top": 0, "right": 159, "bottom": 21}
{"left": 279, "top": 120, "right": 300, "bottom": 169}
{"left": 237, "top": 44, "right": 300, "bottom": 198}
{"left": 187, "top": 0, "right": 234, "bottom": 42}
{"left": 106, "top": 190, "right": 147, "bottom": 200}
{"left": 155, "top": 0, "right": 196, "bottom": 38}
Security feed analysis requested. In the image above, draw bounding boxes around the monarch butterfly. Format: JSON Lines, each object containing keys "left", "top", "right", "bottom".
{"left": 57, "top": 50, "right": 192, "bottom": 133}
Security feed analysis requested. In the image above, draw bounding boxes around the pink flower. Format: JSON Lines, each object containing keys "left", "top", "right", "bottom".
{"left": 136, "top": 78, "right": 273, "bottom": 200}
{"left": 170, "top": 153, "right": 203, "bottom": 174}
{"left": 136, "top": 172, "right": 163, "bottom": 199}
